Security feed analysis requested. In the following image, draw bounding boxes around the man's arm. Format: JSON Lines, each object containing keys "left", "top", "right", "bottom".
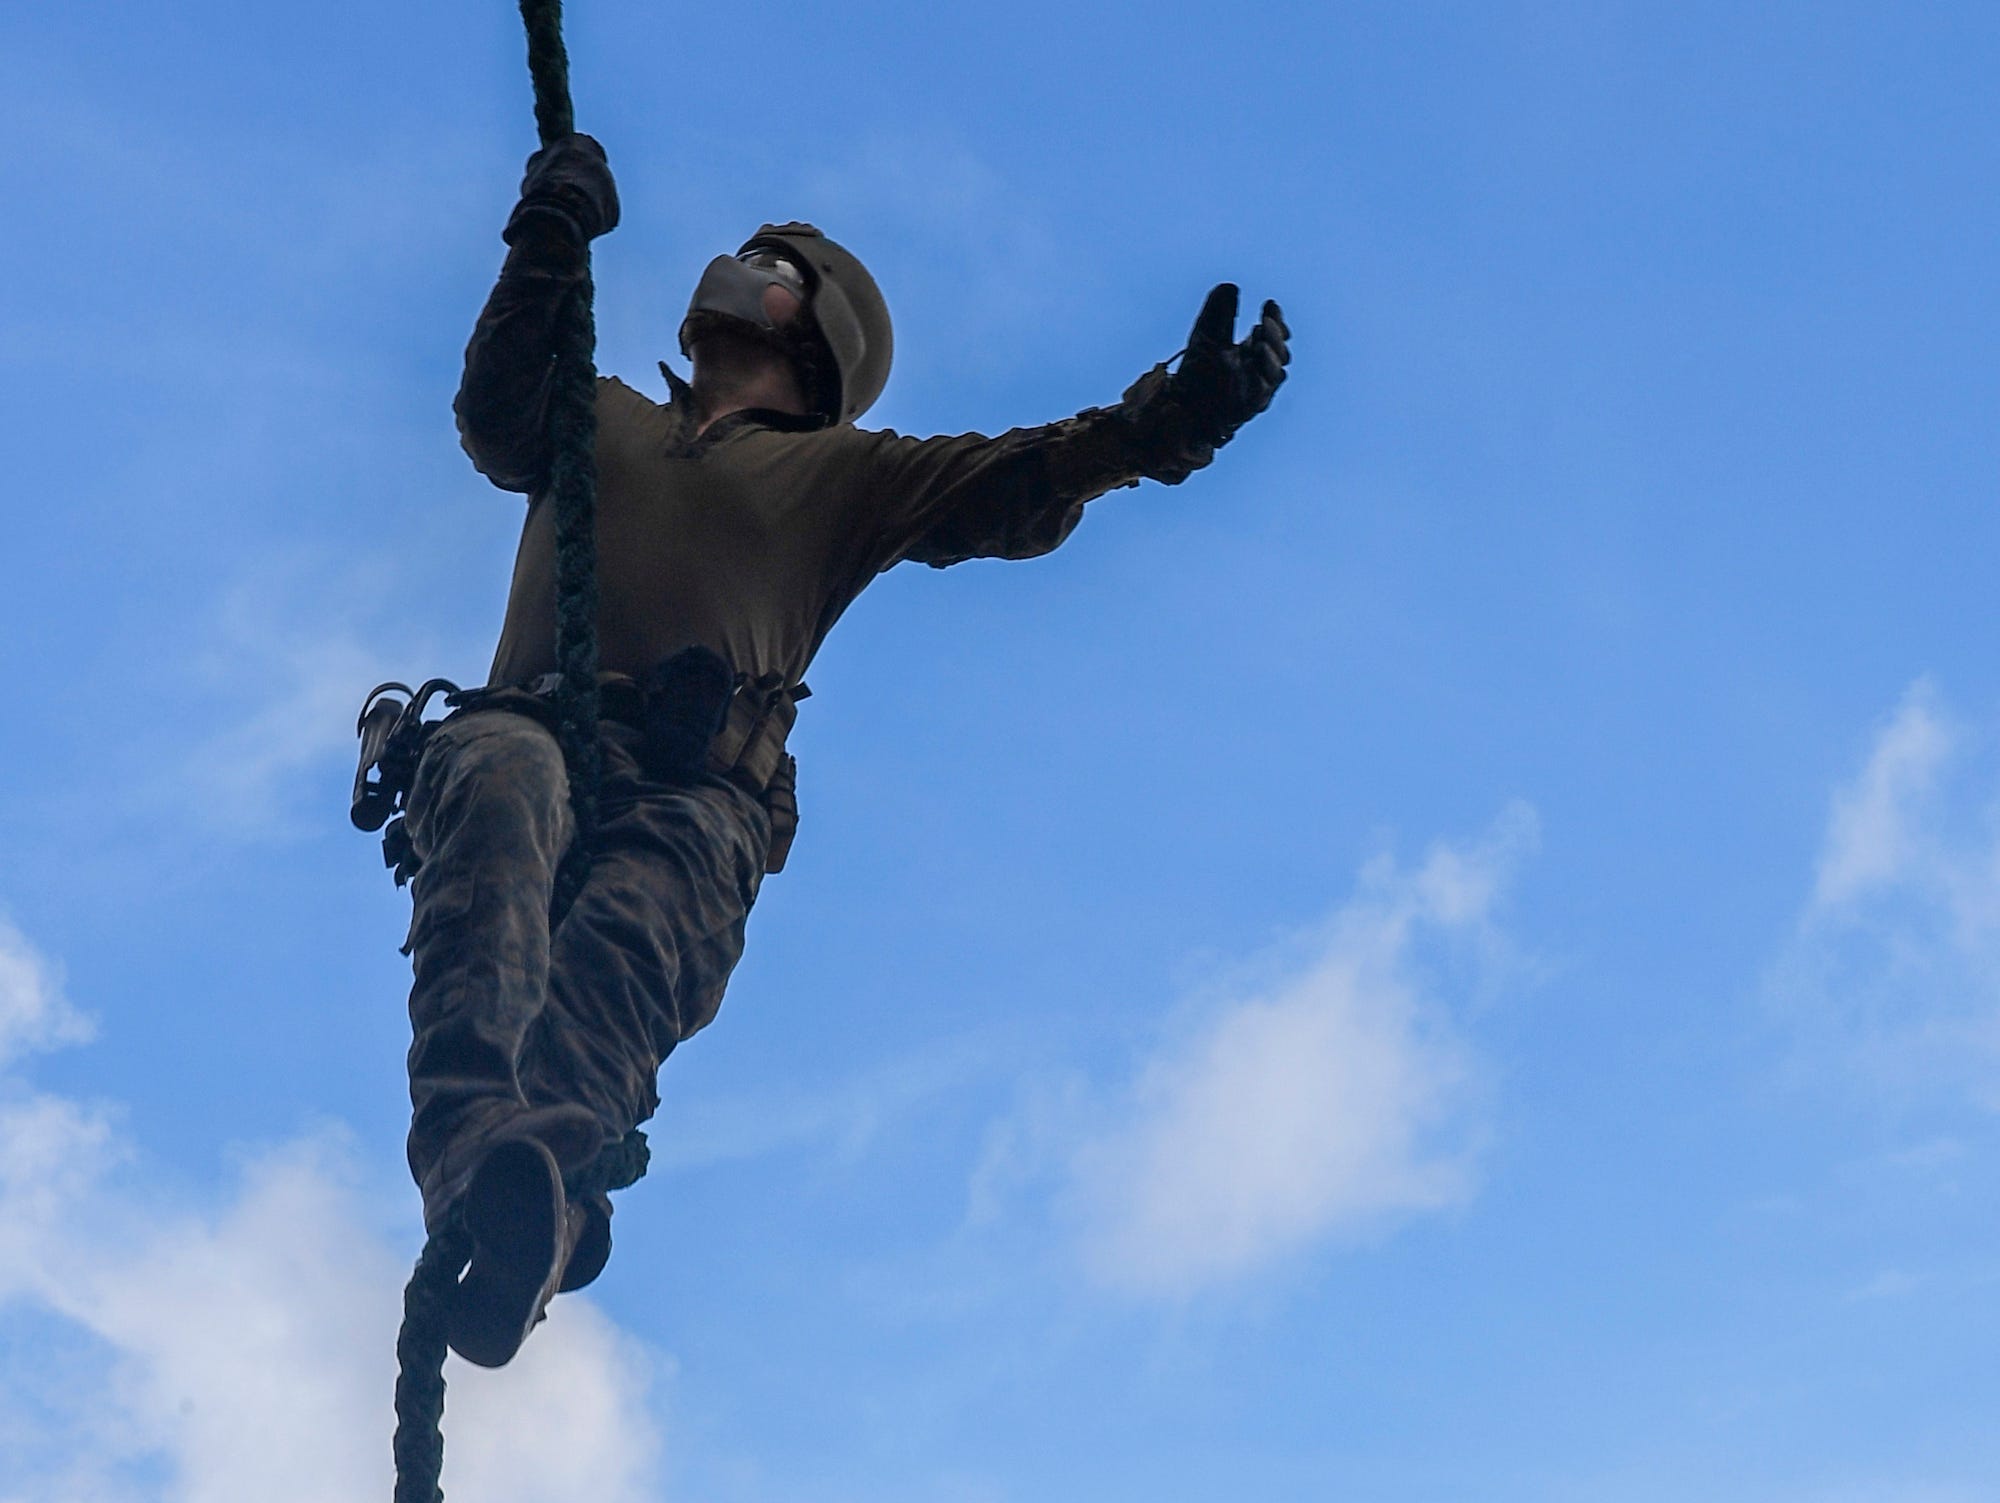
{"left": 453, "top": 134, "right": 620, "bottom": 494}
{"left": 872, "top": 284, "right": 1291, "bottom": 569}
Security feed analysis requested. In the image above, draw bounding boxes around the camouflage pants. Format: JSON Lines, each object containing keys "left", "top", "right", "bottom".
{"left": 401, "top": 703, "right": 770, "bottom": 1232}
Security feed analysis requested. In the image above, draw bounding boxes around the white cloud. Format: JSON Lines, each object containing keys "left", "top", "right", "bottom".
{"left": 0, "top": 915, "right": 95, "bottom": 1069}
{"left": 1000, "top": 804, "right": 1535, "bottom": 1299}
{"left": 1775, "top": 678, "right": 2000, "bottom": 1104}
{"left": 1812, "top": 678, "right": 1954, "bottom": 909}
{"left": 0, "top": 923, "right": 668, "bottom": 1503}
{"left": 1841, "top": 1268, "right": 1922, "bottom": 1303}
{"left": 796, "top": 135, "right": 1073, "bottom": 392}
{"left": 654, "top": 1042, "right": 987, "bottom": 1175}
{"left": 164, "top": 556, "right": 486, "bottom": 841}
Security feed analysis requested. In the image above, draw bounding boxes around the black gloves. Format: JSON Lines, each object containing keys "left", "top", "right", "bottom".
{"left": 1122, "top": 283, "right": 1291, "bottom": 484}
{"left": 503, "top": 132, "right": 622, "bottom": 247}
{"left": 1175, "top": 284, "right": 1289, "bottom": 442}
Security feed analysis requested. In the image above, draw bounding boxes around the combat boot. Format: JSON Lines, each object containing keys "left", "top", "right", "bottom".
{"left": 417, "top": 1099, "right": 604, "bottom": 1238}
{"left": 557, "top": 1190, "right": 613, "bottom": 1293}
{"left": 447, "top": 1134, "right": 596, "bottom": 1368}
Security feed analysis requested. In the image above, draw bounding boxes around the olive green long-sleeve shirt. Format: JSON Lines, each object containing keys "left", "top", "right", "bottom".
{"left": 485, "top": 376, "right": 1128, "bottom": 689}
{"left": 458, "top": 225, "right": 1158, "bottom": 691}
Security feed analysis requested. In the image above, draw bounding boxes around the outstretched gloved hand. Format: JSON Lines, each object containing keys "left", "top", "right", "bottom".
{"left": 503, "top": 131, "right": 622, "bottom": 247}
{"left": 1121, "top": 283, "right": 1291, "bottom": 484}
{"left": 1174, "top": 283, "right": 1290, "bottom": 444}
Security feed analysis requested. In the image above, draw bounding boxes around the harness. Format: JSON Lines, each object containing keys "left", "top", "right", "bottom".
{"left": 363, "top": 653, "right": 805, "bottom": 1502}
{"left": 351, "top": 660, "right": 807, "bottom": 886}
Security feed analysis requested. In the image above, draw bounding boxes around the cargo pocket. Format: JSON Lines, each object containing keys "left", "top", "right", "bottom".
{"left": 761, "top": 754, "right": 798, "bottom": 874}
{"left": 401, "top": 862, "right": 479, "bottom": 959}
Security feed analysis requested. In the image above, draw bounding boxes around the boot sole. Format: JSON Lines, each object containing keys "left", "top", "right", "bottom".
{"left": 447, "top": 1138, "right": 564, "bottom": 1369}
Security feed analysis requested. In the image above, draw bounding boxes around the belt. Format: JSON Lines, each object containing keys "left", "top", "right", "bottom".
{"left": 480, "top": 667, "right": 806, "bottom": 873}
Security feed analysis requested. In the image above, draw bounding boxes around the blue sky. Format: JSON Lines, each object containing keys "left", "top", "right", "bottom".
{"left": 2, "top": 2, "right": 1998, "bottom": 1499}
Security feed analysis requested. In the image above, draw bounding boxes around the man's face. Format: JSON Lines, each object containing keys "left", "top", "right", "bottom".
{"left": 681, "top": 244, "right": 835, "bottom": 416}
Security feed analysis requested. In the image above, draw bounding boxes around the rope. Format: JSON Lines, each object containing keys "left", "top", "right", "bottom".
{"left": 384, "top": 1127, "right": 648, "bottom": 1503}
{"left": 390, "top": 4, "right": 621, "bottom": 1497}
{"left": 524, "top": 0, "right": 604, "bottom": 928}
{"left": 389, "top": 1132, "right": 649, "bottom": 1503}
{"left": 566, "top": 1125, "right": 653, "bottom": 1202}
{"left": 390, "top": 1222, "right": 470, "bottom": 1503}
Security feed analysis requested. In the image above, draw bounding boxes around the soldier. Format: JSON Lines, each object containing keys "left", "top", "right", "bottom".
{"left": 405, "top": 132, "right": 1290, "bottom": 1367}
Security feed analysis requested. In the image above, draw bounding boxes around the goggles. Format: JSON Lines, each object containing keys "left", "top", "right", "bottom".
{"left": 738, "top": 248, "right": 808, "bottom": 296}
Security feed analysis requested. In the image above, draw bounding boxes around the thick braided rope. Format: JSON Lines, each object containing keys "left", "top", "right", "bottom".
{"left": 389, "top": 5, "right": 611, "bottom": 1499}
{"left": 387, "top": 1129, "right": 648, "bottom": 1503}
{"left": 568, "top": 1125, "right": 652, "bottom": 1202}
{"left": 521, "top": 0, "right": 604, "bottom": 926}
{"left": 390, "top": 1221, "right": 470, "bottom": 1503}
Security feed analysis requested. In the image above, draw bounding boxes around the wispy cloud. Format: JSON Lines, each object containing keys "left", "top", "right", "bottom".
{"left": 0, "top": 922, "right": 667, "bottom": 1503}
{"left": 1812, "top": 678, "right": 1956, "bottom": 910}
{"left": 1773, "top": 678, "right": 2000, "bottom": 1104}
{"left": 796, "top": 135, "right": 1074, "bottom": 389}
{"left": 159, "top": 553, "right": 486, "bottom": 841}
{"left": 1841, "top": 1268, "right": 1922, "bottom": 1303}
{"left": 979, "top": 805, "right": 1536, "bottom": 1299}
{"left": 0, "top": 916, "right": 95, "bottom": 1068}
{"left": 654, "top": 1041, "right": 990, "bottom": 1175}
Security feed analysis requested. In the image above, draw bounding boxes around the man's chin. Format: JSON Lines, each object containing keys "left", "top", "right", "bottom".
{"left": 681, "top": 310, "right": 789, "bottom": 359}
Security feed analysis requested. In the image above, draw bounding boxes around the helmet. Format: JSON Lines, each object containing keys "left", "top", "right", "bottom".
{"left": 680, "top": 222, "right": 893, "bottom": 424}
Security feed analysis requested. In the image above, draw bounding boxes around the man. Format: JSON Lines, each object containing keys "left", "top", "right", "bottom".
{"left": 404, "top": 132, "right": 1290, "bottom": 1368}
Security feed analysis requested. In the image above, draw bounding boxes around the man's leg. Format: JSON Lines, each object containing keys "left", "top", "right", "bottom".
{"left": 517, "top": 729, "right": 772, "bottom": 1287}
{"left": 403, "top": 708, "right": 602, "bottom": 1231}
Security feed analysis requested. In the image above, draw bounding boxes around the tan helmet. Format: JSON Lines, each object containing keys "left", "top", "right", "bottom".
{"left": 738, "top": 223, "right": 893, "bottom": 424}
